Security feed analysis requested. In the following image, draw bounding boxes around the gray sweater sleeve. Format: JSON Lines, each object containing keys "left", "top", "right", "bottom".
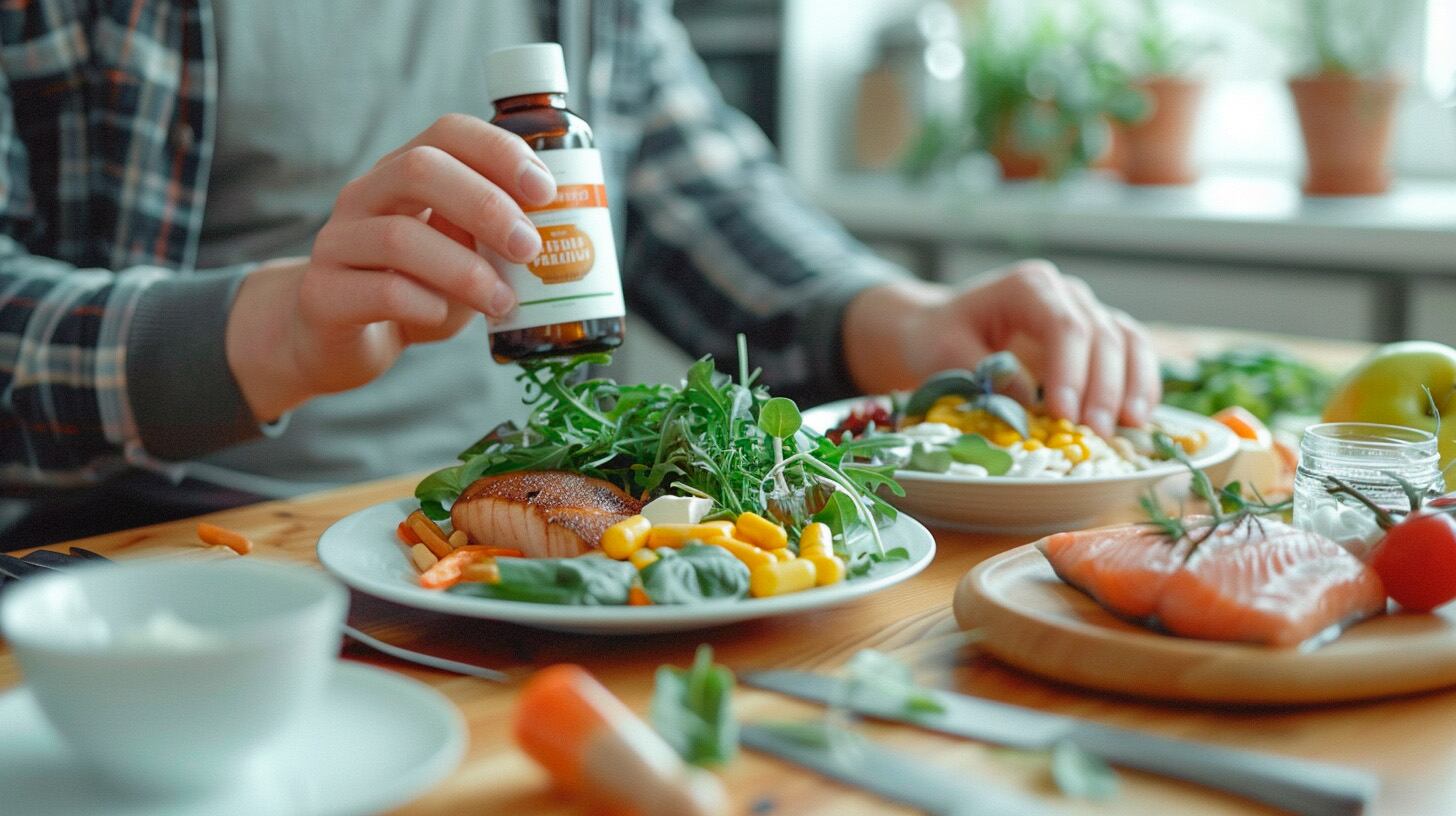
{"left": 125, "top": 266, "right": 265, "bottom": 462}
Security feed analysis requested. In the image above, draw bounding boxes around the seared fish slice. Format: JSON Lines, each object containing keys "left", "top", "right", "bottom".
{"left": 451, "top": 471, "right": 643, "bottom": 558}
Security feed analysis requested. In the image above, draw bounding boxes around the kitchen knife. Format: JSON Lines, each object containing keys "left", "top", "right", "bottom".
{"left": 740, "top": 722, "right": 1049, "bottom": 816}
{"left": 744, "top": 669, "right": 1376, "bottom": 816}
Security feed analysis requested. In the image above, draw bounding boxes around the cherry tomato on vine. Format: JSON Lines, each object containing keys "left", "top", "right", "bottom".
{"left": 1370, "top": 510, "right": 1456, "bottom": 612}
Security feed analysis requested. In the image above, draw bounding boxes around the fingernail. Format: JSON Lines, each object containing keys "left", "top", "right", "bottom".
{"left": 1053, "top": 386, "right": 1080, "bottom": 420}
{"left": 1086, "top": 408, "right": 1114, "bottom": 437}
{"left": 508, "top": 220, "right": 541, "bottom": 262}
{"left": 1126, "top": 396, "right": 1149, "bottom": 426}
{"left": 489, "top": 282, "right": 516, "bottom": 317}
{"left": 518, "top": 163, "right": 556, "bottom": 207}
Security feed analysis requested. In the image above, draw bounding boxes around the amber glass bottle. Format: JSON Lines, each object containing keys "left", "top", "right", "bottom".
{"left": 484, "top": 44, "right": 625, "bottom": 363}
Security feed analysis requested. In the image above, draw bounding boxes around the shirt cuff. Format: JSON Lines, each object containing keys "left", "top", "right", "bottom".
{"left": 125, "top": 267, "right": 265, "bottom": 462}
{"left": 797, "top": 254, "right": 908, "bottom": 403}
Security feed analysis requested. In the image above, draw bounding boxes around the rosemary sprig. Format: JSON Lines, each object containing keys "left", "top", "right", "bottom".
{"left": 1141, "top": 432, "right": 1291, "bottom": 560}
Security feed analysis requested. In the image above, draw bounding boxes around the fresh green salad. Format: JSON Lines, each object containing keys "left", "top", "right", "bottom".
{"left": 1161, "top": 347, "right": 1332, "bottom": 424}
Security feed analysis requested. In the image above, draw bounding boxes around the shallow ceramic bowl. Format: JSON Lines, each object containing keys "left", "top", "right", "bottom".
{"left": 802, "top": 399, "right": 1238, "bottom": 535}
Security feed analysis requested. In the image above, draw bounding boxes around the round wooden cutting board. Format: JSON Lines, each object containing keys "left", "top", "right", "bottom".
{"left": 953, "top": 542, "right": 1456, "bottom": 705}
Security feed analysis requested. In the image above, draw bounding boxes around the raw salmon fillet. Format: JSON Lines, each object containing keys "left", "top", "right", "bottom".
{"left": 1039, "top": 520, "right": 1386, "bottom": 648}
{"left": 451, "top": 471, "right": 643, "bottom": 558}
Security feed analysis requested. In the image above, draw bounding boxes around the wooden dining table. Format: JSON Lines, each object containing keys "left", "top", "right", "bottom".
{"left": 3, "top": 327, "right": 1452, "bottom": 816}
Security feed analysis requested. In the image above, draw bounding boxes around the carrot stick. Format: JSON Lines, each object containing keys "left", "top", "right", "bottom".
{"left": 628, "top": 586, "right": 652, "bottom": 606}
{"left": 397, "top": 520, "right": 422, "bottom": 546}
{"left": 419, "top": 546, "right": 497, "bottom": 590}
{"left": 197, "top": 522, "right": 252, "bottom": 555}
{"left": 407, "top": 511, "right": 452, "bottom": 559}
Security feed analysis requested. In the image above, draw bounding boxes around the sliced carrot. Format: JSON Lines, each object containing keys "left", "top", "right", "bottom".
{"left": 483, "top": 547, "right": 525, "bottom": 558}
{"left": 628, "top": 586, "right": 652, "bottom": 606}
{"left": 447, "top": 530, "right": 470, "bottom": 550}
{"left": 407, "top": 511, "right": 453, "bottom": 559}
{"left": 197, "top": 522, "right": 252, "bottom": 555}
{"left": 419, "top": 546, "right": 497, "bottom": 590}
{"left": 397, "top": 520, "right": 422, "bottom": 546}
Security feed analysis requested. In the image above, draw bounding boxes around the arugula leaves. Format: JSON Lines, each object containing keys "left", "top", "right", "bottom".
{"left": 415, "top": 344, "right": 903, "bottom": 572}
{"left": 640, "top": 544, "right": 750, "bottom": 604}
{"left": 651, "top": 645, "right": 738, "bottom": 767}
{"left": 446, "top": 557, "right": 635, "bottom": 605}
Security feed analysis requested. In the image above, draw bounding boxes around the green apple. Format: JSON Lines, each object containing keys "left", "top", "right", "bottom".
{"left": 1323, "top": 341, "right": 1456, "bottom": 467}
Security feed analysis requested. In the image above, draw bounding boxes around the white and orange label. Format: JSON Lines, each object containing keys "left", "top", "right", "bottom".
{"left": 483, "top": 148, "right": 625, "bottom": 333}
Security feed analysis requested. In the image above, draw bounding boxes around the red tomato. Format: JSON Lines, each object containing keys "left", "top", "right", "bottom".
{"left": 1370, "top": 510, "right": 1456, "bottom": 612}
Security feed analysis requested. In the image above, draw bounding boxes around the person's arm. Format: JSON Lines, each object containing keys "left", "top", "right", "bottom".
{"left": 619, "top": 5, "right": 905, "bottom": 405}
{"left": 619, "top": 6, "right": 1158, "bottom": 433}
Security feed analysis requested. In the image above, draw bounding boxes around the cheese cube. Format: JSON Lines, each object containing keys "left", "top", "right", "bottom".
{"left": 641, "top": 495, "right": 713, "bottom": 525}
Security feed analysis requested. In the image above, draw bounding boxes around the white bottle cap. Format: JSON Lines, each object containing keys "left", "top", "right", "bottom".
{"left": 486, "top": 43, "right": 569, "bottom": 101}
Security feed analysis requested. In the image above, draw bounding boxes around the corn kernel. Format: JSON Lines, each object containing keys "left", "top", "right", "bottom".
{"left": 798, "top": 522, "right": 834, "bottom": 557}
{"left": 707, "top": 535, "right": 774, "bottom": 571}
{"left": 992, "top": 430, "right": 1021, "bottom": 447}
{"left": 647, "top": 522, "right": 735, "bottom": 549}
{"left": 1022, "top": 439, "right": 1043, "bottom": 451}
{"left": 1047, "top": 432, "right": 1075, "bottom": 449}
{"left": 749, "top": 559, "right": 818, "bottom": 598}
{"left": 768, "top": 547, "right": 794, "bottom": 562}
{"left": 629, "top": 548, "right": 660, "bottom": 570}
{"left": 735, "top": 512, "right": 788, "bottom": 550}
{"left": 805, "top": 552, "right": 846, "bottom": 586}
{"left": 601, "top": 515, "right": 652, "bottom": 560}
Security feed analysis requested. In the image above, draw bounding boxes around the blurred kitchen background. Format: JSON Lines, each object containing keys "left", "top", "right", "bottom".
{"left": 623, "top": 0, "right": 1456, "bottom": 380}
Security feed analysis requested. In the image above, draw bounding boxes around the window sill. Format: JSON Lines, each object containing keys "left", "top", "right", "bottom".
{"left": 812, "top": 171, "right": 1456, "bottom": 274}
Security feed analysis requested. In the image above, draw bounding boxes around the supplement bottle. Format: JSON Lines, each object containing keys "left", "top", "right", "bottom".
{"left": 484, "top": 43, "right": 625, "bottom": 362}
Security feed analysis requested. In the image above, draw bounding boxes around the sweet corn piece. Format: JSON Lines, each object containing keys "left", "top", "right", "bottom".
{"left": 750, "top": 559, "right": 818, "bottom": 598}
{"left": 767, "top": 547, "right": 793, "bottom": 563}
{"left": 991, "top": 430, "right": 1020, "bottom": 447}
{"left": 646, "top": 521, "right": 735, "bottom": 549}
{"left": 735, "top": 512, "right": 788, "bottom": 550}
{"left": 1022, "top": 439, "right": 1044, "bottom": 451}
{"left": 601, "top": 515, "right": 652, "bottom": 560}
{"left": 1047, "top": 432, "right": 1075, "bottom": 449}
{"left": 409, "top": 542, "right": 439, "bottom": 572}
{"left": 629, "top": 548, "right": 660, "bottom": 570}
{"left": 706, "top": 535, "right": 775, "bottom": 571}
{"left": 805, "top": 552, "right": 846, "bottom": 586}
{"left": 798, "top": 522, "right": 834, "bottom": 557}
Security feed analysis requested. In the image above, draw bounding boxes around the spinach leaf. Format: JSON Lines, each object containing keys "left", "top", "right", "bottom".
{"left": 640, "top": 543, "right": 750, "bottom": 604}
{"left": 947, "top": 433, "right": 1014, "bottom": 476}
{"left": 651, "top": 645, "right": 738, "bottom": 766}
{"left": 1051, "top": 739, "right": 1119, "bottom": 800}
{"left": 448, "top": 557, "right": 636, "bottom": 605}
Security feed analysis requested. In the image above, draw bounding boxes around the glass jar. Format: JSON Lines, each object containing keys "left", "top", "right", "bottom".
{"left": 1293, "top": 422, "right": 1443, "bottom": 557}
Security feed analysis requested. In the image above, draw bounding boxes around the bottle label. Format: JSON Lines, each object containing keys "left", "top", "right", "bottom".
{"left": 483, "top": 148, "right": 625, "bottom": 333}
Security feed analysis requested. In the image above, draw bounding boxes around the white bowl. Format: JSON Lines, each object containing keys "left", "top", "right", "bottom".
{"left": 0, "top": 559, "right": 347, "bottom": 797}
{"left": 802, "top": 399, "right": 1239, "bottom": 534}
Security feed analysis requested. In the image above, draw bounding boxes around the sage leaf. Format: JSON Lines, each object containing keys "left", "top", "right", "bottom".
{"left": 651, "top": 645, "right": 738, "bottom": 766}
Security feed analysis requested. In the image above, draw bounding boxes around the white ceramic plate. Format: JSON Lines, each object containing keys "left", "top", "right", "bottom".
{"left": 318, "top": 499, "right": 935, "bottom": 635}
{"left": 802, "top": 399, "right": 1239, "bottom": 534}
{"left": 0, "top": 661, "right": 464, "bottom": 816}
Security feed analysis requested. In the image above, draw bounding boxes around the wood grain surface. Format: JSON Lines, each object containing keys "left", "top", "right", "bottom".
{"left": 955, "top": 542, "right": 1456, "bottom": 705}
{"left": 4, "top": 328, "right": 1450, "bottom": 816}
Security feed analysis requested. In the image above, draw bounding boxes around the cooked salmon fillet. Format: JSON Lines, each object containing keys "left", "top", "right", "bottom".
{"left": 1039, "top": 520, "right": 1387, "bottom": 648}
{"left": 450, "top": 471, "right": 643, "bottom": 558}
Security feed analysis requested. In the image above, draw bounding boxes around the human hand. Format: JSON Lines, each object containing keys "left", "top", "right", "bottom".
{"left": 224, "top": 114, "right": 555, "bottom": 421}
{"left": 842, "top": 260, "right": 1161, "bottom": 436}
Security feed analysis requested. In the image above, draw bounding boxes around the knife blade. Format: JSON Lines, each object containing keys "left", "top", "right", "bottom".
{"left": 744, "top": 669, "right": 1376, "bottom": 816}
{"left": 739, "top": 723, "right": 1049, "bottom": 816}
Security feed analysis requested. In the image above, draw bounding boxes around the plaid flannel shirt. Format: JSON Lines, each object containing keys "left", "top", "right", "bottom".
{"left": 0, "top": 0, "right": 902, "bottom": 490}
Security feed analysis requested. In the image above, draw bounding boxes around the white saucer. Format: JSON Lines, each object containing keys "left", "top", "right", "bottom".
{"left": 0, "top": 661, "right": 466, "bottom": 816}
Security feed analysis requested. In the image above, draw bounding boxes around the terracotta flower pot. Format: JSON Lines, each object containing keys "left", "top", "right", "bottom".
{"left": 1288, "top": 73, "right": 1403, "bottom": 196}
{"left": 989, "top": 119, "right": 1050, "bottom": 180}
{"left": 1118, "top": 76, "right": 1204, "bottom": 186}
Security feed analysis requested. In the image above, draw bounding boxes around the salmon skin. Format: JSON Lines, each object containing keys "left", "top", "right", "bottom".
{"left": 450, "top": 471, "right": 643, "bottom": 558}
{"left": 1039, "top": 519, "right": 1387, "bottom": 648}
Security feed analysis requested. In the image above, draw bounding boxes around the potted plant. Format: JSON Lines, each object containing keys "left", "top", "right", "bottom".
{"left": 966, "top": 9, "right": 1146, "bottom": 181}
{"left": 1287, "top": 0, "right": 1406, "bottom": 196}
{"left": 1112, "top": 0, "right": 1212, "bottom": 185}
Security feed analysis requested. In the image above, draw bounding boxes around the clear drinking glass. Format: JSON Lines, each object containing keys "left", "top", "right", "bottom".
{"left": 1293, "top": 422, "right": 1443, "bottom": 555}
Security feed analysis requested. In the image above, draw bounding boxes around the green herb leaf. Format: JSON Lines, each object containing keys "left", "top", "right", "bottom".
{"left": 650, "top": 645, "right": 738, "bottom": 767}
{"left": 447, "top": 557, "right": 635, "bottom": 605}
{"left": 1051, "top": 740, "right": 1119, "bottom": 800}
{"left": 908, "top": 443, "right": 953, "bottom": 473}
{"left": 758, "top": 397, "right": 803, "bottom": 439}
{"left": 947, "top": 434, "right": 1014, "bottom": 476}
{"left": 972, "top": 394, "right": 1030, "bottom": 441}
{"left": 640, "top": 543, "right": 751, "bottom": 604}
{"left": 844, "top": 649, "right": 945, "bottom": 718}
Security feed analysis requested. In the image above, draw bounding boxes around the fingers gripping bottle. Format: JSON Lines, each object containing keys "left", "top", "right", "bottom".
{"left": 484, "top": 43, "right": 626, "bottom": 362}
